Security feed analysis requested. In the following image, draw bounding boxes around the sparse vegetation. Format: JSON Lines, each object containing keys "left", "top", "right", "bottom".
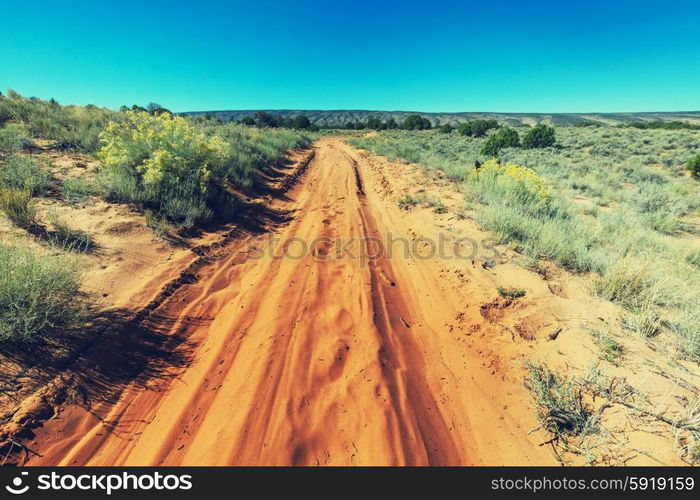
{"left": 497, "top": 286, "right": 526, "bottom": 299}
{"left": 590, "top": 328, "right": 624, "bottom": 363}
{"left": 47, "top": 211, "right": 94, "bottom": 253}
{"left": 349, "top": 125, "right": 700, "bottom": 362}
{"left": 62, "top": 176, "right": 96, "bottom": 205}
{"left": 525, "top": 361, "right": 595, "bottom": 436}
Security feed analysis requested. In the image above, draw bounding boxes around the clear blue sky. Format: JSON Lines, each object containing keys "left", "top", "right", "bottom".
{"left": 1, "top": 0, "right": 698, "bottom": 113}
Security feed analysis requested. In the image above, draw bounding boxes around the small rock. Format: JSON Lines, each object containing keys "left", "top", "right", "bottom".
{"left": 548, "top": 327, "right": 562, "bottom": 341}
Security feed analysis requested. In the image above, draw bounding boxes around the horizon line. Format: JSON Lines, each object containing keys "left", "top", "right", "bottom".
{"left": 180, "top": 108, "right": 700, "bottom": 115}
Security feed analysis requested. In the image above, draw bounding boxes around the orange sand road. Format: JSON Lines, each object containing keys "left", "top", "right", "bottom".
{"left": 27, "top": 138, "right": 553, "bottom": 466}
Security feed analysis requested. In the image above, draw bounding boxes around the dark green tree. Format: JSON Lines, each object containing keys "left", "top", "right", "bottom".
{"left": 366, "top": 117, "right": 383, "bottom": 130}
{"left": 402, "top": 114, "right": 431, "bottom": 130}
{"left": 688, "top": 153, "right": 700, "bottom": 179}
{"left": 292, "top": 115, "right": 311, "bottom": 129}
{"left": 384, "top": 118, "right": 399, "bottom": 129}
{"left": 481, "top": 127, "right": 520, "bottom": 157}
{"left": 522, "top": 124, "right": 556, "bottom": 148}
{"left": 254, "top": 111, "right": 278, "bottom": 127}
{"left": 458, "top": 119, "right": 499, "bottom": 137}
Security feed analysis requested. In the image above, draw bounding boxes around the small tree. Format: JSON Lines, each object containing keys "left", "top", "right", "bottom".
{"left": 384, "top": 118, "right": 399, "bottom": 129}
{"left": 438, "top": 123, "right": 454, "bottom": 133}
{"left": 688, "top": 153, "right": 700, "bottom": 179}
{"left": 522, "top": 124, "right": 556, "bottom": 148}
{"left": 402, "top": 114, "right": 431, "bottom": 130}
{"left": 253, "top": 111, "right": 278, "bottom": 127}
{"left": 481, "top": 127, "right": 520, "bottom": 157}
{"left": 459, "top": 119, "right": 498, "bottom": 137}
{"left": 292, "top": 115, "right": 311, "bottom": 129}
{"left": 366, "top": 117, "right": 383, "bottom": 130}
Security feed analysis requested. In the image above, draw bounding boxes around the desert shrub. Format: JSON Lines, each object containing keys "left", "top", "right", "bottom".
{"left": 0, "top": 124, "right": 29, "bottom": 155}
{"left": 398, "top": 194, "right": 423, "bottom": 210}
{"left": 525, "top": 361, "right": 594, "bottom": 436}
{"left": 402, "top": 114, "right": 431, "bottom": 130}
{"left": 207, "top": 123, "right": 311, "bottom": 188}
{"left": 591, "top": 329, "right": 624, "bottom": 363}
{"left": 0, "top": 154, "right": 51, "bottom": 195}
{"left": 593, "top": 256, "right": 677, "bottom": 310}
{"left": 522, "top": 124, "right": 556, "bottom": 148}
{"left": 497, "top": 286, "right": 526, "bottom": 298}
{"left": 98, "top": 111, "right": 227, "bottom": 227}
{"left": 0, "top": 242, "right": 83, "bottom": 343}
{"left": 438, "top": 123, "right": 454, "bottom": 133}
{"left": 458, "top": 119, "right": 499, "bottom": 137}
{"left": 688, "top": 153, "right": 700, "bottom": 179}
{"left": 481, "top": 127, "right": 520, "bottom": 157}
{"left": 468, "top": 159, "right": 550, "bottom": 212}
{"left": 0, "top": 188, "right": 36, "bottom": 227}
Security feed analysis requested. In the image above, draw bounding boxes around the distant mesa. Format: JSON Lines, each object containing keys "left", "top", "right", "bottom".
{"left": 181, "top": 109, "right": 700, "bottom": 127}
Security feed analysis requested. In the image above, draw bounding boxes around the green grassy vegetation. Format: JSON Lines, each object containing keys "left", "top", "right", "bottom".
{"left": 348, "top": 125, "right": 700, "bottom": 361}
{"left": 0, "top": 242, "right": 84, "bottom": 343}
{"left": 397, "top": 192, "right": 446, "bottom": 212}
{"left": 98, "top": 112, "right": 311, "bottom": 229}
{"left": 62, "top": 176, "right": 97, "bottom": 205}
{"left": 0, "top": 90, "right": 119, "bottom": 152}
{"left": 0, "top": 188, "right": 36, "bottom": 227}
{"left": 497, "top": 286, "right": 526, "bottom": 299}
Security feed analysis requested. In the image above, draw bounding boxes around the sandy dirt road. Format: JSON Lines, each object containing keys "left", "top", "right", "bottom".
{"left": 26, "top": 138, "right": 552, "bottom": 466}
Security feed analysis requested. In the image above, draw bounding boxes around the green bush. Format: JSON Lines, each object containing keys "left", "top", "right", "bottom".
{"left": 481, "top": 127, "right": 520, "bottom": 157}
{"left": 0, "top": 242, "right": 83, "bottom": 343}
{"left": 688, "top": 153, "right": 700, "bottom": 179}
{"left": 522, "top": 124, "right": 556, "bottom": 148}
{"left": 0, "top": 154, "right": 51, "bottom": 195}
{"left": 0, "top": 124, "right": 29, "bottom": 155}
{"left": 99, "top": 113, "right": 311, "bottom": 228}
{"left": 438, "top": 123, "right": 454, "bottom": 133}
{"left": 98, "top": 111, "right": 227, "bottom": 227}
{"left": 0, "top": 188, "right": 36, "bottom": 227}
{"left": 402, "top": 114, "right": 431, "bottom": 130}
{"left": 458, "top": 119, "right": 499, "bottom": 137}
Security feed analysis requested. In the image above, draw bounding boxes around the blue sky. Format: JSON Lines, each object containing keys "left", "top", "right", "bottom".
{"left": 1, "top": 0, "right": 698, "bottom": 112}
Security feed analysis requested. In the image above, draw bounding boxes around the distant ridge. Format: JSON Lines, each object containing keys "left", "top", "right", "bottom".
{"left": 181, "top": 109, "right": 700, "bottom": 127}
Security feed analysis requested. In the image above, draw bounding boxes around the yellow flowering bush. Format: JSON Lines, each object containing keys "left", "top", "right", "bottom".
{"left": 98, "top": 111, "right": 229, "bottom": 226}
{"left": 468, "top": 159, "right": 550, "bottom": 212}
